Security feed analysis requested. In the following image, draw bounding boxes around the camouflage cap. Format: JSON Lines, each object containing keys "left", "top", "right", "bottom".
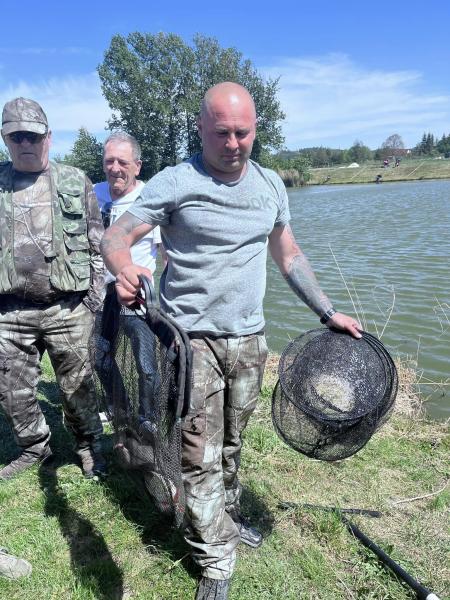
{"left": 1, "top": 97, "right": 48, "bottom": 135}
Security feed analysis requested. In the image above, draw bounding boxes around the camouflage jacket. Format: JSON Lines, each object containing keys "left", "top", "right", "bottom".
{"left": 0, "top": 160, "right": 105, "bottom": 311}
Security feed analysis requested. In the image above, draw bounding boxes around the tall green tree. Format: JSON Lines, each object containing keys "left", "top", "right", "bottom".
{"left": 98, "top": 32, "right": 285, "bottom": 179}
{"left": 414, "top": 132, "right": 436, "bottom": 156}
{"left": 65, "top": 128, "right": 104, "bottom": 183}
{"left": 426, "top": 133, "right": 435, "bottom": 153}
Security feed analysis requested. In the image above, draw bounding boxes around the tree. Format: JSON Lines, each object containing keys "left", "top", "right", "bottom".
{"left": 65, "top": 128, "right": 104, "bottom": 183}
{"left": 98, "top": 33, "right": 285, "bottom": 179}
{"left": 346, "top": 139, "right": 372, "bottom": 164}
{"left": 436, "top": 133, "right": 450, "bottom": 157}
{"left": 412, "top": 133, "right": 425, "bottom": 156}
{"left": 277, "top": 147, "right": 347, "bottom": 168}
{"left": 379, "top": 134, "right": 405, "bottom": 159}
{"left": 260, "top": 151, "right": 311, "bottom": 186}
{"left": 426, "top": 133, "right": 435, "bottom": 154}
{"left": 289, "top": 155, "right": 311, "bottom": 184}
{"left": 0, "top": 146, "right": 9, "bottom": 161}
{"left": 413, "top": 132, "right": 436, "bottom": 156}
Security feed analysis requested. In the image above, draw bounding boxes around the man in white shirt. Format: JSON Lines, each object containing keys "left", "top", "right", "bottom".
{"left": 94, "top": 132, "right": 164, "bottom": 422}
{"left": 94, "top": 131, "right": 163, "bottom": 278}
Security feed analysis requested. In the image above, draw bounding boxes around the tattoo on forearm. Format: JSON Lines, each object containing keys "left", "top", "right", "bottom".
{"left": 283, "top": 254, "right": 333, "bottom": 316}
{"left": 100, "top": 235, "right": 128, "bottom": 256}
{"left": 114, "top": 213, "right": 146, "bottom": 235}
{"left": 100, "top": 213, "right": 146, "bottom": 257}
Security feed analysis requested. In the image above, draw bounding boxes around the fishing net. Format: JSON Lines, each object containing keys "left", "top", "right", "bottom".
{"left": 272, "top": 328, "right": 397, "bottom": 461}
{"left": 93, "top": 276, "right": 192, "bottom": 527}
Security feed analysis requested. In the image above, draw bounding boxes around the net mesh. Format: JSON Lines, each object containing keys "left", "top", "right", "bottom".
{"left": 93, "top": 287, "right": 191, "bottom": 527}
{"left": 272, "top": 329, "right": 397, "bottom": 461}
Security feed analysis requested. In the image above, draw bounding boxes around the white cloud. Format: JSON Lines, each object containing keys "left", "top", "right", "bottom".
{"left": 0, "top": 73, "right": 111, "bottom": 156}
{"left": 262, "top": 54, "right": 450, "bottom": 149}
{"left": 1, "top": 55, "right": 448, "bottom": 157}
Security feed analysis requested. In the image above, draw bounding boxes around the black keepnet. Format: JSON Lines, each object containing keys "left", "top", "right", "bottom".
{"left": 272, "top": 329, "right": 397, "bottom": 461}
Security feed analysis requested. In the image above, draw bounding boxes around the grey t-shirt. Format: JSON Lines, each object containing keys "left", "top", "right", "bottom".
{"left": 129, "top": 154, "right": 290, "bottom": 335}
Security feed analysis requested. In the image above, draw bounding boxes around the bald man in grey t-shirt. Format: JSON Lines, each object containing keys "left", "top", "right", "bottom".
{"left": 100, "top": 82, "right": 361, "bottom": 600}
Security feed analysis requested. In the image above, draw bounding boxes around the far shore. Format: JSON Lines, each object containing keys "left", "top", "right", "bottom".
{"left": 279, "top": 157, "right": 450, "bottom": 187}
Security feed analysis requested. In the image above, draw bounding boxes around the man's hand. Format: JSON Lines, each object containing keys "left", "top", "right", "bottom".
{"left": 115, "top": 265, "right": 153, "bottom": 306}
{"left": 327, "top": 312, "right": 362, "bottom": 339}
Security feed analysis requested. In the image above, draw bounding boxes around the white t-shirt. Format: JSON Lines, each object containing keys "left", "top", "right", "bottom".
{"left": 94, "top": 180, "right": 162, "bottom": 284}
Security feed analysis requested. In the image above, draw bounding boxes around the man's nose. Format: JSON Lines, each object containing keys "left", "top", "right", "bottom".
{"left": 225, "top": 134, "right": 238, "bottom": 151}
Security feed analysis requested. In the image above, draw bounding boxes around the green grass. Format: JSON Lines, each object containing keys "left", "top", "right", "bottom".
{"left": 0, "top": 354, "right": 449, "bottom": 599}
{"left": 307, "top": 157, "right": 450, "bottom": 185}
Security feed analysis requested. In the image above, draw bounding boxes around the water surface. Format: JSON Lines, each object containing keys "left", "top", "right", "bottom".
{"left": 264, "top": 179, "right": 449, "bottom": 420}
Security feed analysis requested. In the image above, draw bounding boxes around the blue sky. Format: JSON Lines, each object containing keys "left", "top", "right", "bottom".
{"left": 1, "top": 0, "right": 449, "bottom": 157}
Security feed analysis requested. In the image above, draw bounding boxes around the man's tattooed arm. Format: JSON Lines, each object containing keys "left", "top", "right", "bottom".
{"left": 100, "top": 211, "right": 154, "bottom": 274}
{"left": 283, "top": 253, "right": 333, "bottom": 316}
{"left": 269, "top": 225, "right": 333, "bottom": 317}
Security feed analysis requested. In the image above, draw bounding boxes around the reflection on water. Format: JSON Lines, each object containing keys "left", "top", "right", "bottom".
{"left": 264, "top": 179, "right": 450, "bottom": 420}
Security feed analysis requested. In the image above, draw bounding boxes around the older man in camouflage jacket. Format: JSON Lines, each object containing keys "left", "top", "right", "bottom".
{"left": 0, "top": 97, "right": 105, "bottom": 480}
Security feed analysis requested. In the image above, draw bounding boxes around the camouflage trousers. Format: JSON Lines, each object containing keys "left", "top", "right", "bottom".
{"left": 181, "top": 333, "right": 268, "bottom": 580}
{"left": 0, "top": 294, "right": 102, "bottom": 457}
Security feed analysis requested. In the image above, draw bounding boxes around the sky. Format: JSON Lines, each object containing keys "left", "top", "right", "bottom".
{"left": 0, "top": 0, "right": 449, "bottom": 157}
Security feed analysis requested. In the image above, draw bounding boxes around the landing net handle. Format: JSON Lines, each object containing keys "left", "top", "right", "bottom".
{"left": 138, "top": 274, "right": 192, "bottom": 419}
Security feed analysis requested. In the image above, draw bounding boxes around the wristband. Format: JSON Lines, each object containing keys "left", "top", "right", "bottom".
{"left": 320, "top": 308, "right": 336, "bottom": 324}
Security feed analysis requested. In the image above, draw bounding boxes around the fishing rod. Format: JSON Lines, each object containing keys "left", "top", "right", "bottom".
{"left": 340, "top": 514, "right": 441, "bottom": 600}
{"left": 279, "top": 502, "right": 441, "bottom": 600}
{"left": 279, "top": 501, "right": 382, "bottom": 518}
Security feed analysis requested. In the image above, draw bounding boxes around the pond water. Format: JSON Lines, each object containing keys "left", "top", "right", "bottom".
{"left": 264, "top": 179, "right": 449, "bottom": 420}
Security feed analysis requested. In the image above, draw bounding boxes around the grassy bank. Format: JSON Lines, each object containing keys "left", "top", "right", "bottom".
{"left": 0, "top": 354, "right": 449, "bottom": 599}
{"left": 307, "top": 158, "right": 450, "bottom": 185}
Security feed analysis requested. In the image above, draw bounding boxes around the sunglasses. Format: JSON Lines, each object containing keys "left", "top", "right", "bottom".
{"left": 7, "top": 131, "right": 47, "bottom": 144}
{"left": 101, "top": 205, "right": 112, "bottom": 229}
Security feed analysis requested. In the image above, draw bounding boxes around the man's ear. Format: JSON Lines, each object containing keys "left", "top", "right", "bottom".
{"left": 135, "top": 159, "right": 142, "bottom": 176}
{"left": 196, "top": 115, "right": 203, "bottom": 136}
